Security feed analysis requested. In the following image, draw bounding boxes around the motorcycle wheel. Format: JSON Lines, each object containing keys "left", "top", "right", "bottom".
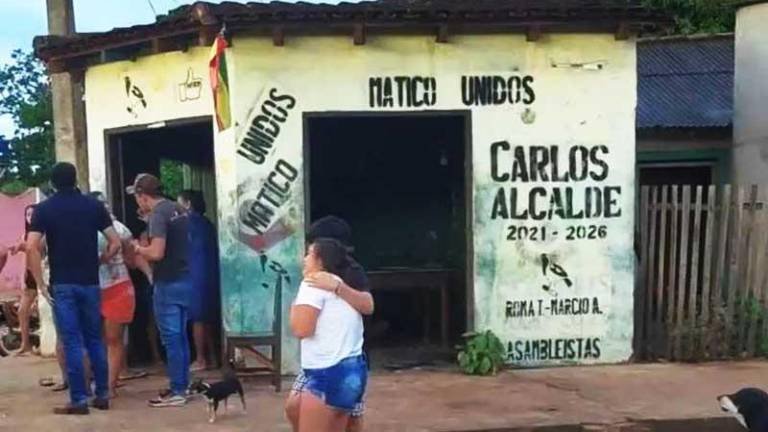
{"left": 0, "top": 324, "right": 17, "bottom": 357}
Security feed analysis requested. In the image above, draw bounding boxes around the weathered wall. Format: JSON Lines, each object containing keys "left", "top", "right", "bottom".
{"left": 0, "top": 189, "right": 39, "bottom": 296}
{"left": 228, "top": 34, "right": 637, "bottom": 371}
{"left": 734, "top": 2, "right": 768, "bottom": 185}
{"left": 83, "top": 48, "right": 215, "bottom": 193}
{"left": 84, "top": 33, "right": 636, "bottom": 373}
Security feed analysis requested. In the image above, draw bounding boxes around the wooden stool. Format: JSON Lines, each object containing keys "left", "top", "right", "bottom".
{"left": 225, "top": 281, "right": 282, "bottom": 392}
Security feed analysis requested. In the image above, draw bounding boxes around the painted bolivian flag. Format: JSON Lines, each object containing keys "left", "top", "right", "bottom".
{"left": 209, "top": 32, "right": 231, "bottom": 131}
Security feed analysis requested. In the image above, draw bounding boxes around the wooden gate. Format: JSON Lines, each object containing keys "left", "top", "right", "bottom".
{"left": 635, "top": 185, "right": 768, "bottom": 361}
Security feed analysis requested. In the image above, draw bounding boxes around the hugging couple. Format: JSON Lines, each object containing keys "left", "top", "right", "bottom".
{"left": 287, "top": 216, "right": 374, "bottom": 432}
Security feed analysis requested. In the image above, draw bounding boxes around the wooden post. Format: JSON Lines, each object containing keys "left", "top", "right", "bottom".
{"left": 736, "top": 186, "right": 757, "bottom": 355}
{"left": 46, "top": 0, "right": 89, "bottom": 190}
{"left": 687, "top": 186, "right": 703, "bottom": 359}
{"left": 726, "top": 186, "right": 746, "bottom": 358}
{"left": 674, "top": 186, "right": 690, "bottom": 359}
{"left": 666, "top": 186, "right": 679, "bottom": 360}
{"left": 745, "top": 185, "right": 762, "bottom": 356}
{"left": 753, "top": 189, "right": 768, "bottom": 356}
{"left": 699, "top": 185, "right": 716, "bottom": 358}
{"left": 713, "top": 185, "right": 731, "bottom": 357}
{"left": 646, "top": 187, "right": 659, "bottom": 357}
{"left": 656, "top": 186, "right": 669, "bottom": 356}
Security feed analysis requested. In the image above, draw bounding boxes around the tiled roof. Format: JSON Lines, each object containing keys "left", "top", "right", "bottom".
{"left": 637, "top": 34, "right": 734, "bottom": 128}
{"left": 35, "top": 0, "right": 671, "bottom": 63}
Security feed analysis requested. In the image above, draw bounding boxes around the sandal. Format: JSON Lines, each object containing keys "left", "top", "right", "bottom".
{"left": 39, "top": 377, "right": 55, "bottom": 387}
{"left": 51, "top": 382, "right": 69, "bottom": 392}
{"left": 119, "top": 369, "right": 148, "bottom": 381}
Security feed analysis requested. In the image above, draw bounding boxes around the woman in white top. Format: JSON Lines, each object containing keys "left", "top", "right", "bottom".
{"left": 290, "top": 238, "right": 368, "bottom": 432}
{"left": 90, "top": 192, "right": 138, "bottom": 398}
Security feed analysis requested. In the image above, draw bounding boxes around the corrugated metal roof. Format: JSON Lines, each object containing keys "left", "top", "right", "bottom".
{"left": 637, "top": 34, "right": 733, "bottom": 128}
{"left": 35, "top": 0, "right": 671, "bottom": 63}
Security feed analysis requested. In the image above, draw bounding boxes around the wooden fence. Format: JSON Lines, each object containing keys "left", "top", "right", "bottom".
{"left": 635, "top": 184, "right": 768, "bottom": 361}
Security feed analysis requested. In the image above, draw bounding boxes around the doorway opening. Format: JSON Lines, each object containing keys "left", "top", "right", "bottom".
{"left": 305, "top": 112, "right": 472, "bottom": 369}
{"left": 105, "top": 117, "right": 219, "bottom": 367}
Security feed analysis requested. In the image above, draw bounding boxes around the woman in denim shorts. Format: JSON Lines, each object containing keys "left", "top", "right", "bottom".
{"left": 289, "top": 238, "right": 368, "bottom": 432}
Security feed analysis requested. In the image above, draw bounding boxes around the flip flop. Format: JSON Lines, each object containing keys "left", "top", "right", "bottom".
{"left": 39, "top": 377, "right": 55, "bottom": 387}
{"left": 119, "top": 370, "right": 149, "bottom": 381}
{"left": 189, "top": 364, "right": 206, "bottom": 373}
{"left": 51, "top": 382, "right": 69, "bottom": 392}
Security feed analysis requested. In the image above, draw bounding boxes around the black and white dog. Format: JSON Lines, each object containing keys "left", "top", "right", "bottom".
{"left": 189, "top": 370, "right": 246, "bottom": 423}
{"left": 718, "top": 388, "right": 768, "bottom": 432}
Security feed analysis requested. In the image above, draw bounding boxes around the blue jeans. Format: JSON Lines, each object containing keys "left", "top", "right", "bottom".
{"left": 52, "top": 284, "right": 108, "bottom": 406}
{"left": 153, "top": 279, "right": 191, "bottom": 396}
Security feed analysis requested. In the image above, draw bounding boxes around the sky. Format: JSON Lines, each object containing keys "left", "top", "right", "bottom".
{"left": 0, "top": 0, "right": 349, "bottom": 138}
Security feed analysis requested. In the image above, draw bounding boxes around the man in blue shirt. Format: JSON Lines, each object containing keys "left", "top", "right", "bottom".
{"left": 27, "top": 162, "right": 121, "bottom": 415}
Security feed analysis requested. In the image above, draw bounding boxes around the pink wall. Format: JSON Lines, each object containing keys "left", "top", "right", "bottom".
{"left": 0, "top": 189, "right": 37, "bottom": 299}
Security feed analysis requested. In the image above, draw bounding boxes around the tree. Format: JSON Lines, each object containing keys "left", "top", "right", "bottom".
{"left": 0, "top": 49, "right": 55, "bottom": 191}
{"left": 645, "top": 0, "right": 736, "bottom": 34}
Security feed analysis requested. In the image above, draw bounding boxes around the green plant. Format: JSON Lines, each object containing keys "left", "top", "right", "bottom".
{"left": 457, "top": 330, "right": 506, "bottom": 376}
{"left": 0, "top": 50, "right": 55, "bottom": 190}
{"left": 643, "top": 0, "right": 735, "bottom": 35}
{"left": 159, "top": 159, "right": 184, "bottom": 199}
{"left": 0, "top": 179, "right": 28, "bottom": 195}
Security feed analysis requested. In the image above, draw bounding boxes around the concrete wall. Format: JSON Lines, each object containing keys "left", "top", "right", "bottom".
{"left": 83, "top": 48, "right": 215, "bottom": 192}
{"left": 84, "top": 33, "right": 637, "bottom": 373}
{"left": 0, "top": 189, "right": 39, "bottom": 296}
{"left": 734, "top": 2, "right": 768, "bottom": 185}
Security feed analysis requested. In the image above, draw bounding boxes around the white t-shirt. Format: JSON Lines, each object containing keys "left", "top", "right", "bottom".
{"left": 294, "top": 279, "right": 364, "bottom": 369}
{"left": 97, "top": 220, "right": 133, "bottom": 289}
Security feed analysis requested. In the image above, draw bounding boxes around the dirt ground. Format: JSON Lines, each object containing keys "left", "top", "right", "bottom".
{"left": 0, "top": 356, "right": 760, "bottom": 431}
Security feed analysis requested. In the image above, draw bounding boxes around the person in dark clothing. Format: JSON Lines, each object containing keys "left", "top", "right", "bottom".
{"left": 128, "top": 173, "right": 191, "bottom": 408}
{"left": 27, "top": 162, "right": 121, "bottom": 415}
{"left": 177, "top": 190, "right": 220, "bottom": 371}
{"left": 285, "top": 216, "right": 374, "bottom": 432}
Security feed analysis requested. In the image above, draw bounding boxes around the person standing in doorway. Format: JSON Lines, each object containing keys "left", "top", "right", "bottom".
{"left": 26, "top": 162, "right": 120, "bottom": 415}
{"left": 177, "top": 190, "right": 220, "bottom": 372}
{"left": 127, "top": 173, "right": 191, "bottom": 408}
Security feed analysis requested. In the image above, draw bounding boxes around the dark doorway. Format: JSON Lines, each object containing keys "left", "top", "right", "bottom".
{"left": 106, "top": 119, "right": 216, "bottom": 234}
{"left": 305, "top": 112, "right": 471, "bottom": 368}
{"left": 105, "top": 118, "right": 219, "bottom": 367}
{"left": 639, "top": 164, "right": 713, "bottom": 186}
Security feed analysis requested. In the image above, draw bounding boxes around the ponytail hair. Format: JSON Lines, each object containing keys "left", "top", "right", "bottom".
{"left": 310, "top": 237, "right": 350, "bottom": 278}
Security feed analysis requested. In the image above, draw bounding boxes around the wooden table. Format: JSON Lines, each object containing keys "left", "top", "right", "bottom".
{"left": 367, "top": 268, "right": 454, "bottom": 347}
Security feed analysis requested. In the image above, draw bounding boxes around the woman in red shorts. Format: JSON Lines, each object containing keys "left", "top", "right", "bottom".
{"left": 91, "top": 192, "right": 136, "bottom": 398}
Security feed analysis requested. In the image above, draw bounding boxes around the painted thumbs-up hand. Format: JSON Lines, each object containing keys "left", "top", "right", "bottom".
{"left": 178, "top": 67, "right": 203, "bottom": 102}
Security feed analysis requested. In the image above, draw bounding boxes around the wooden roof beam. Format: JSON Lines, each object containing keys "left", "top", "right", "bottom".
{"left": 198, "top": 25, "right": 218, "bottom": 46}
{"left": 272, "top": 26, "right": 285, "bottom": 47}
{"left": 353, "top": 23, "right": 366, "bottom": 45}
{"left": 526, "top": 25, "right": 542, "bottom": 42}
{"left": 151, "top": 37, "right": 177, "bottom": 54}
{"left": 615, "top": 22, "right": 631, "bottom": 40}
{"left": 436, "top": 24, "right": 449, "bottom": 43}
